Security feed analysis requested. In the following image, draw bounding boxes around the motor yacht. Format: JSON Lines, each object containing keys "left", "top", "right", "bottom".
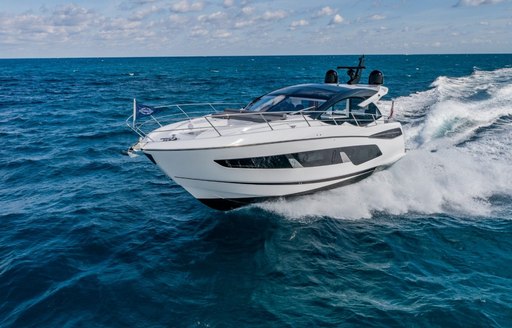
{"left": 127, "top": 56, "right": 406, "bottom": 210}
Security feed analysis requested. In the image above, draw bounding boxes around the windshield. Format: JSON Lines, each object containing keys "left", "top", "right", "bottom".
{"left": 245, "top": 95, "right": 326, "bottom": 112}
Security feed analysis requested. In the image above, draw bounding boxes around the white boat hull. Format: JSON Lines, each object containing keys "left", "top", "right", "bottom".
{"left": 142, "top": 121, "right": 405, "bottom": 210}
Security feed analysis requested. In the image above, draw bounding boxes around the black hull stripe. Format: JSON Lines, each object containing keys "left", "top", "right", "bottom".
{"left": 198, "top": 168, "right": 375, "bottom": 211}
{"left": 175, "top": 167, "right": 375, "bottom": 186}
{"left": 144, "top": 132, "right": 399, "bottom": 152}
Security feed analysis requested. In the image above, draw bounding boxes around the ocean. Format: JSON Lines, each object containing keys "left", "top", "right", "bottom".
{"left": 1, "top": 54, "right": 511, "bottom": 327}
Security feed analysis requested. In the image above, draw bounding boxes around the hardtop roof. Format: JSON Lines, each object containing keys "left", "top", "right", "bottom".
{"left": 268, "top": 83, "right": 380, "bottom": 100}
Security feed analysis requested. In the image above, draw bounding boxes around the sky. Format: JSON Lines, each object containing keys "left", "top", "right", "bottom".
{"left": 0, "top": 0, "right": 511, "bottom": 58}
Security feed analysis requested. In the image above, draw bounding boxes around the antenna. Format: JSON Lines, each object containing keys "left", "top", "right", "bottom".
{"left": 337, "top": 55, "right": 365, "bottom": 85}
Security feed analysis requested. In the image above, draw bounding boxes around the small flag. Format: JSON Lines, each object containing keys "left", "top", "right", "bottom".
{"left": 388, "top": 101, "right": 394, "bottom": 119}
{"left": 136, "top": 103, "right": 160, "bottom": 117}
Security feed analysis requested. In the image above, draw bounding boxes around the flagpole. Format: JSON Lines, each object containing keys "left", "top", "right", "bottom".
{"left": 133, "top": 98, "right": 137, "bottom": 127}
{"left": 388, "top": 100, "right": 394, "bottom": 120}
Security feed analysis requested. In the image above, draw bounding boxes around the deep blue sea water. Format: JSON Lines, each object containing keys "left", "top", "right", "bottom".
{"left": 1, "top": 55, "right": 512, "bottom": 327}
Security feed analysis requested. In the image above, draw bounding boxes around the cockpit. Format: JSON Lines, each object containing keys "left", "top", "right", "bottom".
{"left": 242, "top": 83, "right": 383, "bottom": 126}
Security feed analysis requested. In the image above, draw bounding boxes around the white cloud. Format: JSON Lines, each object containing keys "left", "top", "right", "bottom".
{"left": 190, "top": 26, "right": 208, "bottom": 36}
{"left": 0, "top": 4, "right": 97, "bottom": 45}
{"left": 234, "top": 19, "right": 254, "bottom": 29}
{"left": 241, "top": 6, "right": 254, "bottom": 15}
{"left": 133, "top": 5, "right": 163, "bottom": 20}
{"left": 97, "top": 17, "right": 144, "bottom": 42}
{"left": 170, "top": 1, "right": 205, "bottom": 13}
{"left": 102, "top": 17, "right": 141, "bottom": 33}
{"left": 212, "top": 29, "right": 232, "bottom": 38}
{"left": 119, "top": 0, "right": 157, "bottom": 10}
{"left": 223, "top": 0, "right": 235, "bottom": 7}
{"left": 50, "top": 4, "right": 94, "bottom": 27}
{"left": 369, "top": 14, "right": 386, "bottom": 20}
{"left": 198, "top": 11, "right": 227, "bottom": 23}
{"left": 169, "top": 14, "right": 188, "bottom": 25}
{"left": 314, "top": 6, "right": 336, "bottom": 18}
{"left": 1, "top": 14, "right": 49, "bottom": 41}
{"left": 454, "top": 0, "right": 503, "bottom": 6}
{"left": 261, "top": 10, "right": 287, "bottom": 21}
{"left": 329, "top": 14, "right": 344, "bottom": 25}
{"left": 290, "top": 19, "right": 309, "bottom": 29}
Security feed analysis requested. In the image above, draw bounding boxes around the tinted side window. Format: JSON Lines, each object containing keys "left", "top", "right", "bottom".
{"left": 349, "top": 98, "right": 382, "bottom": 120}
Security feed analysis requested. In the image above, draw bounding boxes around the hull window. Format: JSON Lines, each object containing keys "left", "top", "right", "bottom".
{"left": 215, "top": 155, "right": 293, "bottom": 169}
{"left": 370, "top": 128, "right": 403, "bottom": 139}
{"left": 291, "top": 148, "right": 343, "bottom": 167}
{"left": 215, "top": 145, "right": 382, "bottom": 169}
{"left": 342, "top": 145, "right": 382, "bottom": 165}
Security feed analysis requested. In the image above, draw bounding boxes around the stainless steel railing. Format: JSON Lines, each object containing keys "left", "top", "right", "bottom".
{"left": 126, "top": 102, "right": 387, "bottom": 140}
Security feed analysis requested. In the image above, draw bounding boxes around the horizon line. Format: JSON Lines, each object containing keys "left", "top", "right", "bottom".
{"left": 1, "top": 52, "right": 511, "bottom": 60}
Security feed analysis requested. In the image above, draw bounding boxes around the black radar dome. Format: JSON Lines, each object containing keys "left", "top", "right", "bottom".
{"left": 324, "top": 69, "right": 338, "bottom": 84}
{"left": 368, "top": 70, "right": 384, "bottom": 85}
